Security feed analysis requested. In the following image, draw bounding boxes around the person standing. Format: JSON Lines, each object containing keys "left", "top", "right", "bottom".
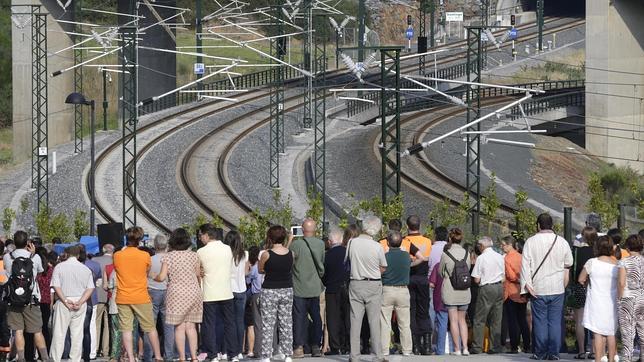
{"left": 153, "top": 228, "right": 203, "bottom": 361}
{"left": 288, "top": 219, "right": 325, "bottom": 358}
{"left": 259, "top": 226, "right": 294, "bottom": 362}
{"left": 322, "top": 227, "right": 350, "bottom": 355}
{"left": 197, "top": 224, "right": 238, "bottom": 361}
{"left": 500, "top": 236, "right": 530, "bottom": 354}
{"left": 570, "top": 227, "right": 596, "bottom": 359}
{"left": 225, "top": 231, "right": 250, "bottom": 361}
{"left": 520, "top": 213, "right": 573, "bottom": 361}
{"left": 92, "top": 244, "right": 114, "bottom": 358}
{"left": 401, "top": 216, "right": 431, "bottom": 355}
{"left": 617, "top": 234, "right": 644, "bottom": 362}
{"left": 346, "top": 216, "right": 388, "bottom": 362}
{"left": 35, "top": 248, "right": 55, "bottom": 352}
{"left": 380, "top": 230, "right": 412, "bottom": 357}
{"left": 113, "top": 227, "right": 163, "bottom": 362}
{"left": 245, "top": 246, "right": 263, "bottom": 358}
{"left": 4, "top": 231, "right": 49, "bottom": 362}
{"left": 440, "top": 228, "right": 471, "bottom": 356}
{"left": 49, "top": 245, "right": 95, "bottom": 362}
{"left": 469, "top": 237, "right": 504, "bottom": 354}
{"left": 145, "top": 235, "right": 174, "bottom": 361}
{"left": 579, "top": 236, "right": 619, "bottom": 362}
{"left": 79, "top": 244, "right": 101, "bottom": 362}
{"left": 428, "top": 260, "right": 450, "bottom": 355}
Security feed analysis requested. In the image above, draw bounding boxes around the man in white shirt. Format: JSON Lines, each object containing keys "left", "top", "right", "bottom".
{"left": 50, "top": 245, "right": 95, "bottom": 362}
{"left": 469, "top": 236, "right": 505, "bottom": 355}
{"left": 520, "top": 213, "right": 573, "bottom": 360}
{"left": 197, "top": 224, "right": 239, "bottom": 361}
{"left": 346, "top": 216, "right": 388, "bottom": 362}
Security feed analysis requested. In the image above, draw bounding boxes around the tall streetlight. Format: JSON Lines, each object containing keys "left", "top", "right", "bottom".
{"left": 65, "top": 92, "right": 96, "bottom": 236}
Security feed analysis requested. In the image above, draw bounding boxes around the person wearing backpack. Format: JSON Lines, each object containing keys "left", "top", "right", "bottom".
{"left": 2, "top": 231, "right": 49, "bottom": 362}
{"left": 439, "top": 228, "right": 471, "bottom": 356}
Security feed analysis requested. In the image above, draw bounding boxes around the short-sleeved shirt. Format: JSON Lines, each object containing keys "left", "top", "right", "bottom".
{"left": 197, "top": 240, "right": 233, "bottom": 301}
{"left": 618, "top": 254, "right": 644, "bottom": 298}
{"left": 92, "top": 254, "right": 113, "bottom": 303}
{"left": 148, "top": 253, "right": 167, "bottom": 291}
{"left": 4, "top": 249, "right": 44, "bottom": 302}
{"left": 231, "top": 251, "right": 249, "bottom": 294}
{"left": 113, "top": 247, "right": 152, "bottom": 304}
{"left": 382, "top": 248, "right": 410, "bottom": 286}
{"left": 50, "top": 257, "right": 95, "bottom": 298}
{"left": 471, "top": 247, "right": 505, "bottom": 286}
{"left": 403, "top": 234, "right": 432, "bottom": 276}
{"left": 347, "top": 234, "right": 387, "bottom": 280}
{"left": 289, "top": 237, "right": 325, "bottom": 298}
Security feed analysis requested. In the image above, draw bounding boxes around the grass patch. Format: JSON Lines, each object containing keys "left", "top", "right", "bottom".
{"left": 0, "top": 127, "right": 12, "bottom": 165}
{"left": 486, "top": 49, "right": 586, "bottom": 84}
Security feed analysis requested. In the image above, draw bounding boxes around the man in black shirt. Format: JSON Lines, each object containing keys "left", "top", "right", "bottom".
{"left": 322, "top": 227, "right": 350, "bottom": 355}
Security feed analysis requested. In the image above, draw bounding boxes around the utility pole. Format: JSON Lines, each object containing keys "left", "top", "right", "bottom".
{"left": 537, "top": 0, "right": 544, "bottom": 52}
{"left": 73, "top": 0, "right": 83, "bottom": 153}
{"left": 102, "top": 68, "right": 108, "bottom": 131}
{"left": 313, "top": 22, "right": 327, "bottom": 234}
{"left": 418, "top": 0, "right": 426, "bottom": 74}
{"left": 196, "top": 0, "right": 203, "bottom": 91}
{"left": 379, "top": 47, "right": 403, "bottom": 204}
{"left": 357, "top": 0, "right": 366, "bottom": 63}
{"left": 31, "top": 7, "right": 48, "bottom": 211}
{"left": 269, "top": 6, "right": 285, "bottom": 188}
{"left": 465, "top": 26, "right": 482, "bottom": 237}
{"left": 302, "top": 0, "right": 313, "bottom": 129}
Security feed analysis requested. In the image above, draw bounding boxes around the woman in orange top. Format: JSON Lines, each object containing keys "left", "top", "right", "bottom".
{"left": 501, "top": 236, "right": 530, "bottom": 354}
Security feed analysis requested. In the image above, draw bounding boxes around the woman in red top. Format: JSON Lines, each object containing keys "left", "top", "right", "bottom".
{"left": 35, "top": 248, "right": 58, "bottom": 352}
{"left": 500, "top": 236, "right": 530, "bottom": 354}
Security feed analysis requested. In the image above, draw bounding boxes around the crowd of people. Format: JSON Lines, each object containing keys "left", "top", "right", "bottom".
{"left": 0, "top": 211, "right": 642, "bottom": 362}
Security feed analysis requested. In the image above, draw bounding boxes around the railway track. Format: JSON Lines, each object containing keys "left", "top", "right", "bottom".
{"left": 90, "top": 17, "right": 584, "bottom": 232}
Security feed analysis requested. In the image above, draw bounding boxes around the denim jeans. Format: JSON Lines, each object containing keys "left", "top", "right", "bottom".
{"left": 144, "top": 288, "right": 176, "bottom": 361}
{"left": 292, "top": 296, "right": 322, "bottom": 348}
{"left": 233, "top": 292, "right": 247, "bottom": 356}
{"left": 531, "top": 293, "right": 564, "bottom": 359}
{"left": 434, "top": 311, "right": 454, "bottom": 355}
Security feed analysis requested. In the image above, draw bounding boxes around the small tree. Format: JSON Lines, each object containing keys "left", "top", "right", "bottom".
{"left": 513, "top": 189, "right": 537, "bottom": 242}
{"left": 210, "top": 213, "right": 224, "bottom": 229}
{"left": 305, "top": 186, "right": 324, "bottom": 235}
{"left": 481, "top": 173, "right": 501, "bottom": 235}
{"left": 73, "top": 210, "right": 90, "bottom": 240}
{"left": 2, "top": 208, "right": 16, "bottom": 236}
{"left": 19, "top": 198, "right": 29, "bottom": 215}
{"left": 587, "top": 172, "right": 619, "bottom": 229}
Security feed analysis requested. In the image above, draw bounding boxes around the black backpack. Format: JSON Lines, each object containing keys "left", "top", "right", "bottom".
{"left": 6, "top": 253, "right": 35, "bottom": 306}
{"left": 445, "top": 249, "right": 471, "bottom": 290}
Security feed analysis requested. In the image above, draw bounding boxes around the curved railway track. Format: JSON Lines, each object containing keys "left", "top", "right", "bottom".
{"left": 90, "top": 17, "right": 584, "bottom": 232}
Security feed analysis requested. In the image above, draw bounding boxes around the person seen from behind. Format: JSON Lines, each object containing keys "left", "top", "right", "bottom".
{"left": 245, "top": 245, "right": 263, "bottom": 358}
{"left": 322, "top": 227, "right": 350, "bottom": 355}
{"left": 570, "top": 226, "right": 597, "bottom": 359}
{"left": 616, "top": 234, "right": 644, "bottom": 362}
{"left": 224, "top": 230, "right": 250, "bottom": 361}
{"left": 500, "top": 236, "right": 530, "bottom": 354}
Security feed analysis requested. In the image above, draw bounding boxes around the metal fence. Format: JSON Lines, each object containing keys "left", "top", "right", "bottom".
{"left": 508, "top": 88, "right": 585, "bottom": 119}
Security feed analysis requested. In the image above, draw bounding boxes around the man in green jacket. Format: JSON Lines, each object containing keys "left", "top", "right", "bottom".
{"left": 288, "top": 218, "right": 325, "bottom": 358}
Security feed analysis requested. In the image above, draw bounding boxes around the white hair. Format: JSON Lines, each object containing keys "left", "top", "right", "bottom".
{"left": 477, "top": 236, "right": 494, "bottom": 248}
{"left": 154, "top": 234, "right": 168, "bottom": 251}
{"left": 362, "top": 216, "right": 382, "bottom": 237}
{"left": 328, "top": 226, "right": 343, "bottom": 245}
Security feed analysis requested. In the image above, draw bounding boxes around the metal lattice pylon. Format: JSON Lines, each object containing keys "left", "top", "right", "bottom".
{"left": 73, "top": 0, "right": 83, "bottom": 153}
{"left": 466, "top": 27, "right": 482, "bottom": 236}
{"left": 301, "top": 0, "right": 313, "bottom": 129}
{"left": 269, "top": 8, "right": 285, "bottom": 189}
{"left": 121, "top": 26, "right": 138, "bottom": 228}
{"left": 313, "top": 30, "right": 327, "bottom": 234}
{"left": 380, "top": 47, "right": 402, "bottom": 204}
{"left": 31, "top": 9, "right": 48, "bottom": 211}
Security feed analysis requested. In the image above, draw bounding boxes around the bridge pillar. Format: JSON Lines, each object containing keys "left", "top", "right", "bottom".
{"left": 585, "top": 0, "right": 644, "bottom": 172}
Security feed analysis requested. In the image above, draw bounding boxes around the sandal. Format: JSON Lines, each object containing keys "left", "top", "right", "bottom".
{"left": 588, "top": 353, "right": 595, "bottom": 359}
{"left": 574, "top": 352, "right": 587, "bottom": 359}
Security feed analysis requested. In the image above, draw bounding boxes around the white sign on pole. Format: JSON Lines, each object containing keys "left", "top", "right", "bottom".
{"left": 194, "top": 63, "right": 205, "bottom": 75}
{"left": 445, "top": 12, "right": 463, "bottom": 22}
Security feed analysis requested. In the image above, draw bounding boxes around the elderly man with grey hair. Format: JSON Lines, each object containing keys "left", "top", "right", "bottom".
{"left": 92, "top": 243, "right": 115, "bottom": 358}
{"left": 144, "top": 234, "right": 175, "bottom": 360}
{"left": 346, "top": 216, "right": 388, "bottom": 362}
{"left": 469, "top": 236, "right": 505, "bottom": 355}
{"left": 322, "top": 227, "right": 350, "bottom": 355}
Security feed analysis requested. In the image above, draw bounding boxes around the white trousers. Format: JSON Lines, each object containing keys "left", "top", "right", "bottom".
{"left": 89, "top": 305, "right": 97, "bottom": 358}
{"left": 50, "top": 299, "right": 87, "bottom": 362}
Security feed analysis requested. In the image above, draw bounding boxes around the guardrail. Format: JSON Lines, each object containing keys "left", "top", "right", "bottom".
{"left": 508, "top": 89, "right": 585, "bottom": 119}
{"left": 140, "top": 61, "right": 314, "bottom": 115}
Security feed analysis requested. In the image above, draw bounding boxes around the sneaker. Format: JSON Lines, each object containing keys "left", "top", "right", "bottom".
{"left": 218, "top": 354, "right": 228, "bottom": 361}
{"left": 311, "top": 346, "right": 321, "bottom": 357}
{"left": 462, "top": 349, "right": 470, "bottom": 356}
{"left": 273, "top": 353, "right": 286, "bottom": 360}
{"left": 285, "top": 357, "right": 292, "bottom": 362}
{"left": 402, "top": 353, "right": 412, "bottom": 357}
{"left": 260, "top": 359, "right": 270, "bottom": 362}
{"left": 451, "top": 351, "right": 461, "bottom": 356}
{"left": 237, "top": 354, "right": 244, "bottom": 360}
{"left": 231, "top": 358, "right": 239, "bottom": 362}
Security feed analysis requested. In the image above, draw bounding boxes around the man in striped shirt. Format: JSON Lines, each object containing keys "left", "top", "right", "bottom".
{"left": 520, "top": 213, "right": 573, "bottom": 361}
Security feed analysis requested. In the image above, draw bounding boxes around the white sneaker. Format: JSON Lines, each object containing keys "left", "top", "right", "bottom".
{"left": 232, "top": 358, "right": 239, "bottom": 362}
{"left": 272, "top": 353, "right": 285, "bottom": 360}
{"left": 237, "top": 354, "right": 244, "bottom": 360}
{"left": 462, "top": 349, "right": 470, "bottom": 356}
{"left": 451, "top": 351, "right": 462, "bottom": 356}
{"left": 285, "top": 357, "right": 292, "bottom": 362}
{"left": 260, "top": 358, "right": 271, "bottom": 362}
{"left": 220, "top": 354, "right": 228, "bottom": 360}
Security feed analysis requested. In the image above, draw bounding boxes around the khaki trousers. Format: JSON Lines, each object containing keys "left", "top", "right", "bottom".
{"left": 95, "top": 303, "right": 110, "bottom": 357}
{"left": 50, "top": 299, "right": 87, "bottom": 362}
{"left": 380, "top": 286, "right": 412, "bottom": 355}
